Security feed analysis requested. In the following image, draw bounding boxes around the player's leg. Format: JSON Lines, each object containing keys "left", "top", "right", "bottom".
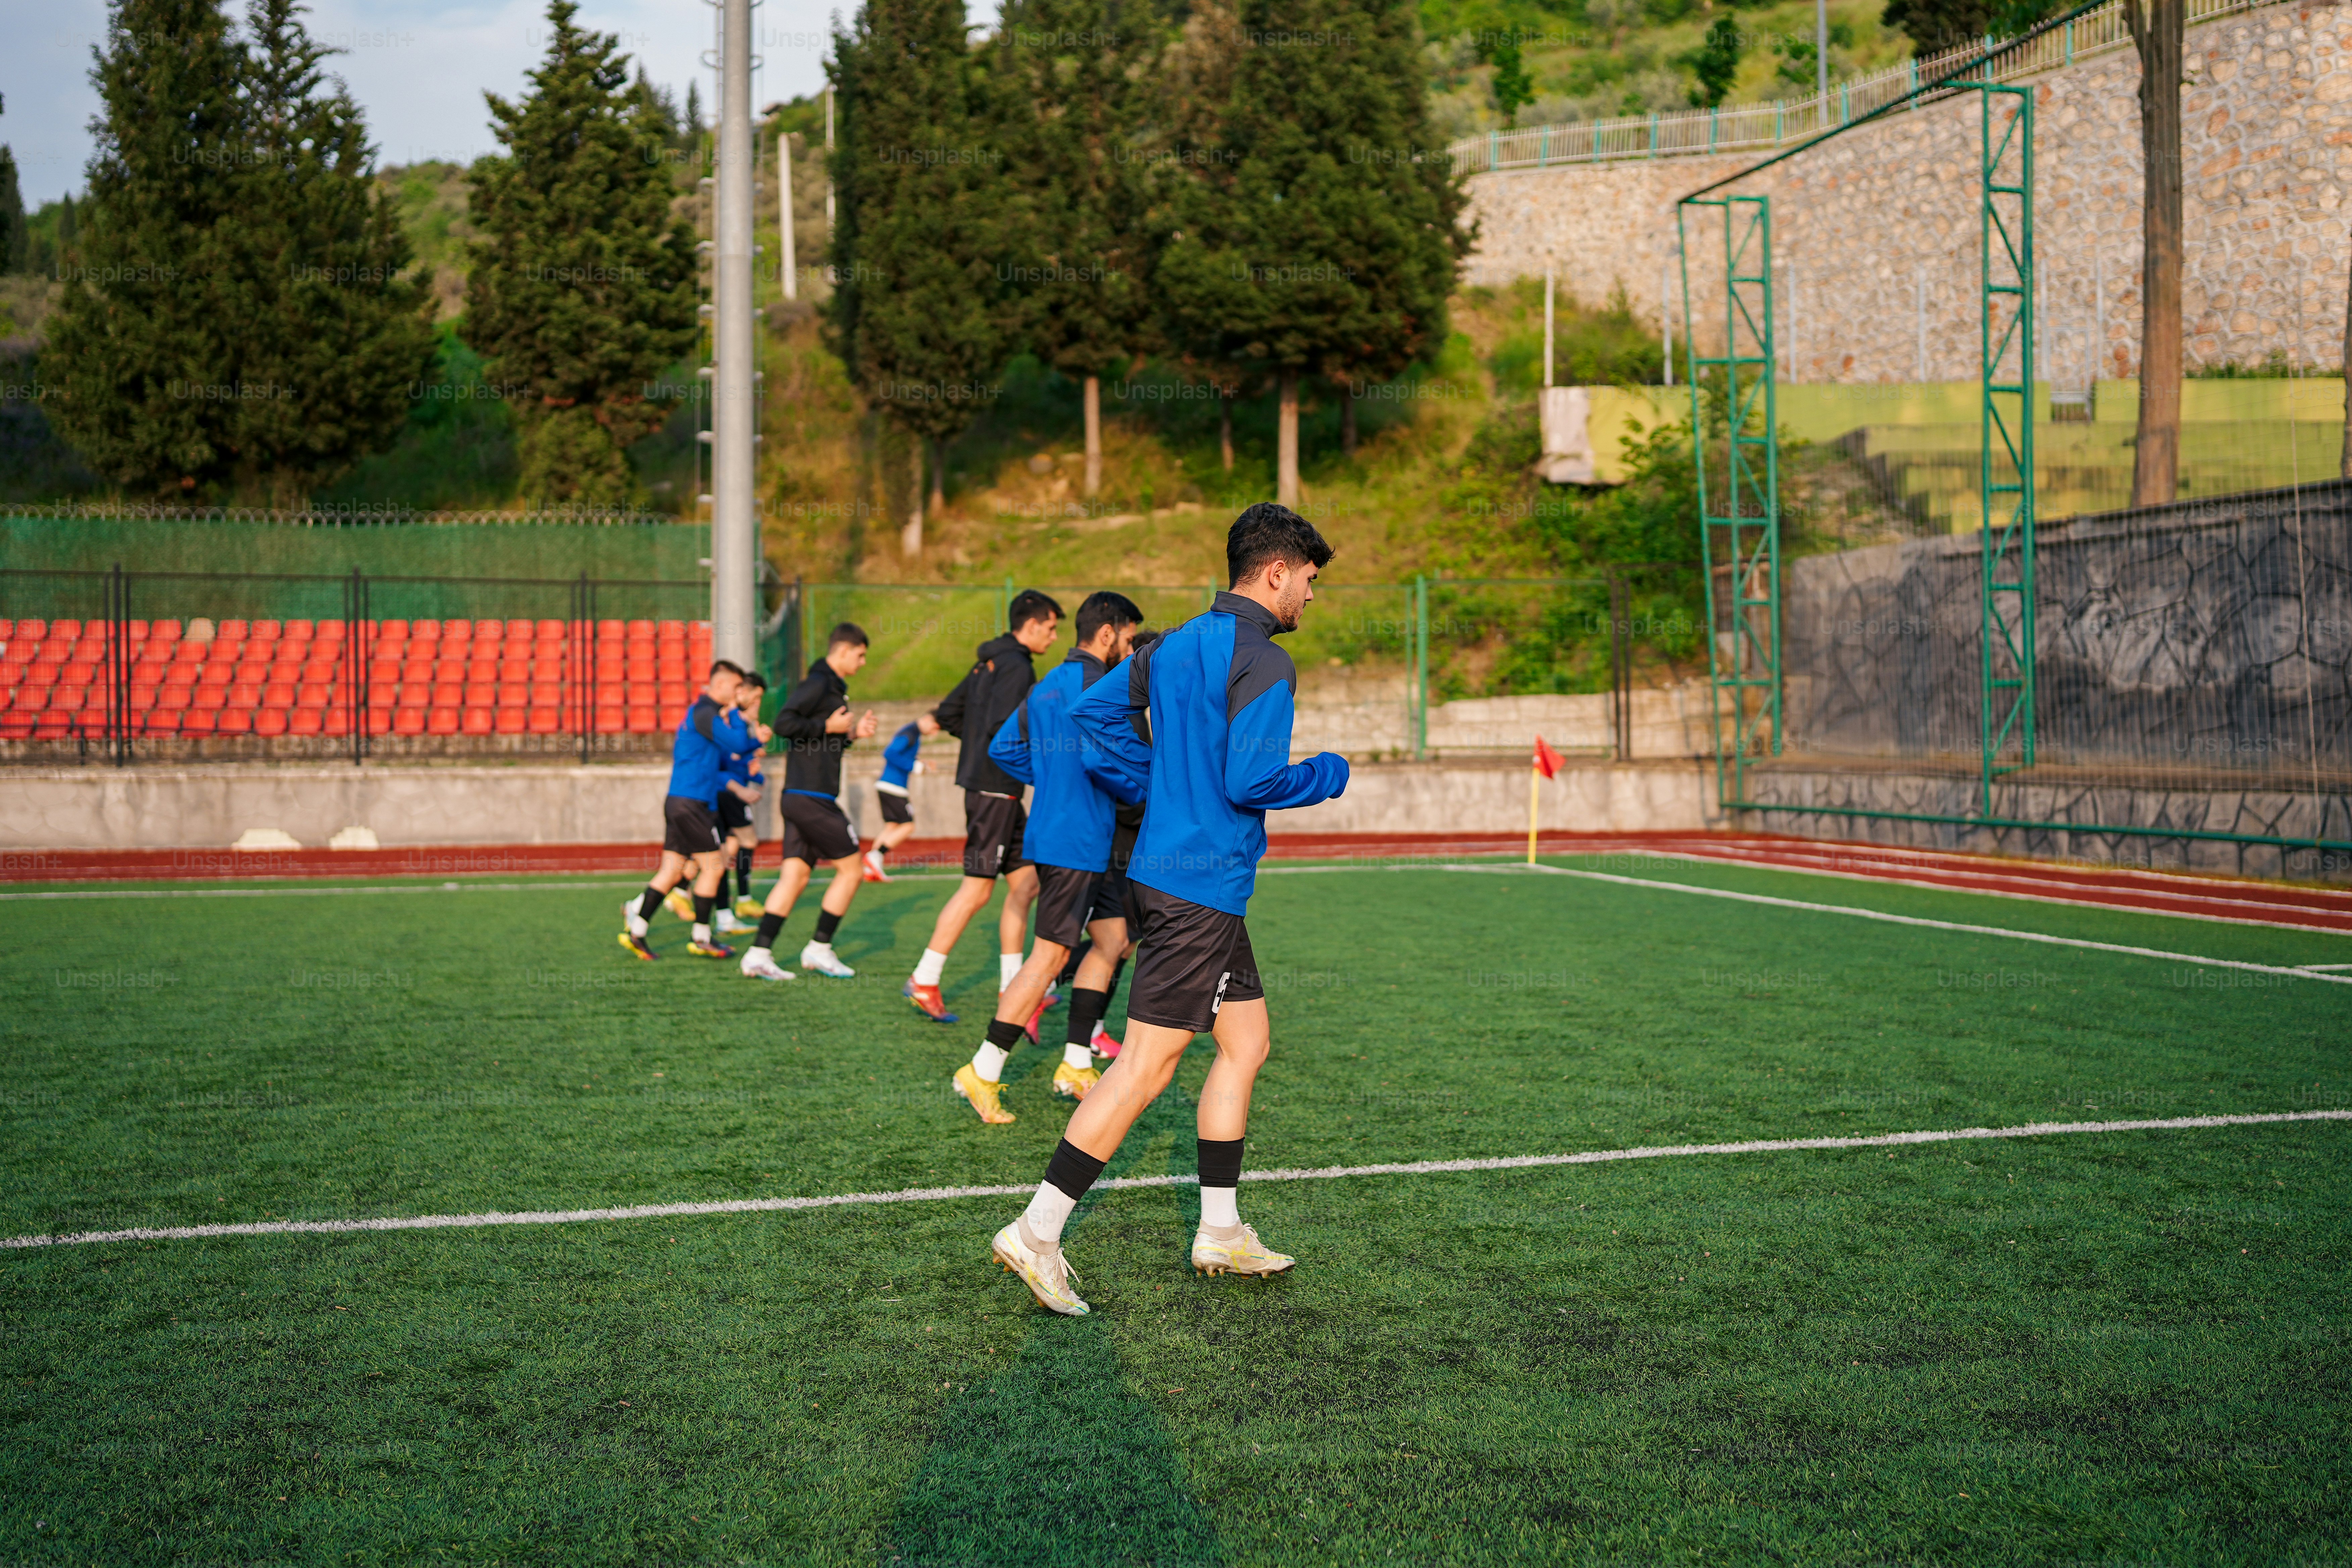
{"left": 620, "top": 848, "right": 690, "bottom": 958}
{"left": 797, "top": 853, "right": 864, "bottom": 977}
{"left": 996, "top": 809, "right": 1037, "bottom": 998}
{"left": 865, "top": 794, "right": 915, "bottom": 880}
{"left": 956, "top": 864, "right": 1090, "bottom": 1121}
{"left": 731, "top": 826, "right": 763, "bottom": 920}
{"left": 1065, "top": 914, "right": 1128, "bottom": 1064}
{"left": 741, "top": 854, "right": 811, "bottom": 981}
{"left": 906, "top": 874, "right": 994, "bottom": 1022}
{"left": 684, "top": 842, "right": 733, "bottom": 957}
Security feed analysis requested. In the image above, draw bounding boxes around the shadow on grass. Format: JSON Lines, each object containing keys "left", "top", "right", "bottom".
{"left": 883, "top": 1042, "right": 1220, "bottom": 1567}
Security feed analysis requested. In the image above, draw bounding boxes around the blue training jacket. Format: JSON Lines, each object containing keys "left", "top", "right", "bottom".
{"left": 1070, "top": 591, "right": 1348, "bottom": 915}
{"left": 714, "top": 713, "right": 757, "bottom": 806}
{"left": 669, "top": 694, "right": 752, "bottom": 804}
{"left": 989, "top": 650, "right": 1141, "bottom": 874}
{"left": 878, "top": 721, "right": 923, "bottom": 792}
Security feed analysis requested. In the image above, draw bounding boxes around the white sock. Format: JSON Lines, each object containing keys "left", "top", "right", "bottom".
{"left": 865, "top": 847, "right": 885, "bottom": 868}
{"left": 913, "top": 948, "right": 948, "bottom": 986}
{"left": 627, "top": 912, "right": 648, "bottom": 937}
{"left": 746, "top": 946, "right": 770, "bottom": 965}
{"left": 692, "top": 923, "right": 712, "bottom": 944}
{"left": 1062, "top": 1042, "right": 1093, "bottom": 1070}
{"left": 1021, "top": 1183, "right": 1077, "bottom": 1248}
{"left": 972, "top": 1041, "right": 1010, "bottom": 1082}
{"left": 1200, "top": 1186, "right": 1240, "bottom": 1229}
{"left": 804, "top": 939, "right": 833, "bottom": 955}
{"left": 1000, "top": 952, "right": 1023, "bottom": 990}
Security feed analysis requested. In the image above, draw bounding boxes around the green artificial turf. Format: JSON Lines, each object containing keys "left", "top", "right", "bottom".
{"left": 1, "top": 857, "right": 2347, "bottom": 1564}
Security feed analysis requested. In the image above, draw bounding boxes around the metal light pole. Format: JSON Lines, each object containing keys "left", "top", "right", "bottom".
{"left": 1816, "top": 0, "right": 1828, "bottom": 101}
{"left": 778, "top": 126, "right": 796, "bottom": 302}
{"left": 712, "top": 0, "right": 758, "bottom": 670}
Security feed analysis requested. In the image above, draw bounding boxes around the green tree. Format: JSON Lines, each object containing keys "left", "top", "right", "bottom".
{"left": 0, "top": 145, "right": 25, "bottom": 274}
{"left": 993, "top": 0, "right": 1167, "bottom": 498}
{"left": 466, "top": 0, "right": 700, "bottom": 505}
{"left": 1686, "top": 16, "right": 1742, "bottom": 108}
{"left": 48, "top": 0, "right": 427, "bottom": 500}
{"left": 1155, "top": 0, "right": 1470, "bottom": 502}
{"left": 829, "top": 0, "right": 1011, "bottom": 552}
{"left": 1484, "top": 32, "right": 1535, "bottom": 125}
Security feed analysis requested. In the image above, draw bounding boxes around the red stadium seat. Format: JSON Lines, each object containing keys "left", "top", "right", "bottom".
{"left": 295, "top": 683, "right": 333, "bottom": 707}
{"left": 145, "top": 710, "right": 183, "bottom": 735}
{"left": 51, "top": 620, "right": 80, "bottom": 640}
{"left": 216, "top": 710, "right": 252, "bottom": 735}
{"left": 475, "top": 619, "right": 504, "bottom": 640}
{"left": 182, "top": 710, "right": 216, "bottom": 734}
{"left": 393, "top": 708, "right": 425, "bottom": 735}
{"left": 33, "top": 715, "right": 71, "bottom": 739}
{"left": 252, "top": 621, "right": 281, "bottom": 641}
{"left": 409, "top": 619, "right": 439, "bottom": 641}
{"left": 284, "top": 620, "right": 313, "bottom": 640}
{"left": 192, "top": 685, "right": 228, "bottom": 712}
{"left": 323, "top": 709, "right": 351, "bottom": 737}
{"left": 376, "top": 620, "right": 408, "bottom": 643}
{"left": 254, "top": 710, "right": 289, "bottom": 736}
{"left": 427, "top": 707, "right": 459, "bottom": 735}
{"left": 262, "top": 682, "right": 295, "bottom": 706}
{"left": 536, "top": 619, "right": 565, "bottom": 641}
{"left": 15, "top": 620, "right": 46, "bottom": 642}
{"left": 462, "top": 683, "right": 496, "bottom": 707}
{"left": 229, "top": 683, "right": 263, "bottom": 708}
{"left": 151, "top": 620, "right": 182, "bottom": 642}
{"left": 288, "top": 709, "right": 323, "bottom": 736}
{"left": 527, "top": 707, "right": 562, "bottom": 734}
{"left": 461, "top": 707, "right": 494, "bottom": 735}
{"left": 218, "top": 621, "right": 247, "bottom": 640}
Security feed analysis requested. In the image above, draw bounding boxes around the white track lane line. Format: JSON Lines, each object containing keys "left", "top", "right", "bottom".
{"left": 7, "top": 1109, "right": 2344, "bottom": 1251}
{"left": 1646, "top": 846, "right": 2352, "bottom": 932}
{"left": 1448, "top": 863, "right": 2352, "bottom": 983}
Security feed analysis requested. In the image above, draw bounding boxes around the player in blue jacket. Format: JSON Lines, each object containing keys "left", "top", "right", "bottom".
{"left": 862, "top": 717, "right": 928, "bottom": 883}
{"left": 987, "top": 505, "right": 1349, "bottom": 1315}
{"left": 620, "top": 659, "right": 765, "bottom": 961}
{"left": 951, "top": 591, "right": 1145, "bottom": 1122}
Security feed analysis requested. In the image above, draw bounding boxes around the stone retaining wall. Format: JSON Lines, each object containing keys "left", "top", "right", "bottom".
{"left": 1465, "top": 0, "right": 2346, "bottom": 382}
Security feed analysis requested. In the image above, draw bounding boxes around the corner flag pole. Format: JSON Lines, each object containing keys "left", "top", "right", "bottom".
{"left": 1527, "top": 765, "right": 1540, "bottom": 864}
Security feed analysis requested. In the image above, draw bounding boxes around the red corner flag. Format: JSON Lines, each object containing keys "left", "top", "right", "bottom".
{"left": 1533, "top": 735, "right": 1565, "bottom": 779}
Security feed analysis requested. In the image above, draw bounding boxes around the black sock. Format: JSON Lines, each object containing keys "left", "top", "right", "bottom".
{"left": 1065, "top": 986, "right": 1110, "bottom": 1048}
{"left": 714, "top": 869, "right": 731, "bottom": 905}
{"left": 638, "top": 886, "right": 666, "bottom": 921}
{"left": 1198, "top": 1136, "right": 1244, "bottom": 1190}
{"left": 1044, "top": 1137, "right": 1108, "bottom": 1202}
{"left": 869, "top": 841, "right": 887, "bottom": 859}
{"left": 1105, "top": 956, "right": 1128, "bottom": 1003}
{"left": 755, "top": 912, "right": 785, "bottom": 949}
{"left": 1057, "top": 938, "right": 1090, "bottom": 988}
{"left": 985, "top": 1016, "right": 1025, "bottom": 1051}
{"left": 813, "top": 909, "right": 842, "bottom": 944}
{"left": 692, "top": 893, "right": 714, "bottom": 925}
{"left": 736, "top": 844, "right": 754, "bottom": 885}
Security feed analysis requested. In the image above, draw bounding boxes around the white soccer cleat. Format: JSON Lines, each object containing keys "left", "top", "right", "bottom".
{"left": 1192, "top": 1223, "right": 1296, "bottom": 1278}
{"left": 798, "top": 941, "right": 855, "bottom": 978}
{"left": 621, "top": 896, "right": 649, "bottom": 939}
{"left": 992, "top": 1221, "right": 1088, "bottom": 1316}
{"left": 713, "top": 910, "right": 751, "bottom": 936}
{"left": 740, "top": 949, "right": 796, "bottom": 982}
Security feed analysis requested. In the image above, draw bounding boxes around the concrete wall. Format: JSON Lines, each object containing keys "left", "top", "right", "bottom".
{"left": 1464, "top": 0, "right": 2347, "bottom": 382}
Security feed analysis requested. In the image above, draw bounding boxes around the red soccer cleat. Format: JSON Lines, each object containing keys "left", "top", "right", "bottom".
{"left": 903, "top": 978, "right": 958, "bottom": 1024}
{"left": 1090, "top": 1022, "right": 1120, "bottom": 1059}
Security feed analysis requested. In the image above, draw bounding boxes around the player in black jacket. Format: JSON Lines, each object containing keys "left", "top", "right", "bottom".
{"left": 740, "top": 623, "right": 878, "bottom": 982}
{"left": 901, "top": 589, "right": 1062, "bottom": 1023}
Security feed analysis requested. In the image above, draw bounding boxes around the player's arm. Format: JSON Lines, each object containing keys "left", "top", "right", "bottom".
{"left": 986, "top": 700, "right": 1035, "bottom": 785}
{"left": 769, "top": 673, "right": 829, "bottom": 740}
{"left": 931, "top": 666, "right": 977, "bottom": 737}
{"left": 1223, "top": 649, "right": 1348, "bottom": 810}
{"left": 1070, "top": 650, "right": 1152, "bottom": 801}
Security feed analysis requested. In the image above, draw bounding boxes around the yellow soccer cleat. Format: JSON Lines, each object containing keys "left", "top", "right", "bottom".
{"left": 618, "top": 930, "right": 658, "bottom": 962}
{"left": 733, "top": 897, "right": 765, "bottom": 921}
{"left": 1192, "top": 1223, "right": 1295, "bottom": 1278}
{"left": 686, "top": 938, "right": 735, "bottom": 960}
{"left": 663, "top": 888, "right": 695, "bottom": 922}
{"left": 1051, "top": 1062, "right": 1100, "bottom": 1100}
{"left": 951, "top": 1063, "right": 1017, "bottom": 1125}
{"left": 992, "top": 1221, "right": 1088, "bottom": 1316}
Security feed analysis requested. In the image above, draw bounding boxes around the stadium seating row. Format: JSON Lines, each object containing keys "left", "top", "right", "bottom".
{"left": 0, "top": 618, "right": 718, "bottom": 740}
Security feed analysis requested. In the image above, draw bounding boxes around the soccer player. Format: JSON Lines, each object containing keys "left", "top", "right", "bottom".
{"left": 621, "top": 660, "right": 766, "bottom": 961}
{"left": 902, "top": 590, "right": 1063, "bottom": 1025}
{"left": 862, "top": 714, "right": 931, "bottom": 883}
{"left": 1064, "top": 630, "right": 1158, "bottom": 1059}
{"left": 950, "top": 591, "right": 1145, "bottom": 1124}
{"left": 987, "top": 505, "right": 1349, "bottom": 1315}
{"left": 713, "top": 671, "right": 767, "bottom": 934}
{"left": 740, "top": 624, "right": 880, "bottom": 982}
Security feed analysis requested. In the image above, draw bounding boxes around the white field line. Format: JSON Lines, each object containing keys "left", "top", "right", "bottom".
{"left": 1456, "top": 863, "right": 2352, "bottom": 984}
{"left": 0, "top": 874, "right": 971, "bottom": 901}
{"left": 6, "top": 1109, "right": 2344, "bottom": 1252}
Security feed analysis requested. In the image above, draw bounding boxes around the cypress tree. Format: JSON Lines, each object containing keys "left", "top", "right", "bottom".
{"left": 1155, "top": 0, "right": 1468, "bottom": 503}
{"left": 466, "top": 0, "right": 700, "bottom": 505}
{"left": 47, "top": 0, "right": 429, "bottom": 500}
{"left": 829, "top": 0, "right": 1010, "bottom": 552}
{"left": 0, "top": 140, "right": 26, "bottom": 275}
{"left": 993, "top": 0, "right": 1165, "bottom": 498}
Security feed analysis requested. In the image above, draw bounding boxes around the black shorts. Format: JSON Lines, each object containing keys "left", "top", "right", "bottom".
{"left": 662, "top": 794, "right": 723, "bottom": 856}
{"left": 963, "top": 790, "right": 1028, "bottom": 879}
{"left": 1032, "top": 863, "right": 1101, "bottom": 949}
{"left": 1088, "top": 865, "right": 1141, "bottom": 931}
{"left": 716, "top": 790, "right": 754, "bottom": 833}
{"left": 877, "top": 789, "right": 914, "bottom": 826}
{"left": 1126, "top": 882, "right": 1264, "bottom": 1034}
{"left": 778, "top": 791, "right": 860, "bottom": 864}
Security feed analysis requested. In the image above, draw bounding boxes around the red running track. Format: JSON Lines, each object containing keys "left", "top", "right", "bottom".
{"left": 4, "top": 831, "right": 2349, "bottom": 937}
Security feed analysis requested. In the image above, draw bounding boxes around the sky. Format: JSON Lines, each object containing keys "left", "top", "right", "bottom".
{"left": 0, "top": 0, "right": 912, "bottom": 205}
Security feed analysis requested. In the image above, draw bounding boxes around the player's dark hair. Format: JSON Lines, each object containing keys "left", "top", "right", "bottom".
{"left": 826, "top": 621, "right": 869, "bottom": 649}
{"left": 1007, "top": 589, "right": 1063, "bottom": 632}
{"left": 1226, "top": 502, "right": 1334, "bottom": 587}
{"left": 1127, "top": 628, "right": 1162, "bottom": 654}
{"left": 708, "top": 659, "right": 747, "bottom": 680}
{"left": 1075, "top": 591, "right": 1144, "bottom": 645}
{"left": 739, "top": 670, "right": 767, "bottom": 690}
